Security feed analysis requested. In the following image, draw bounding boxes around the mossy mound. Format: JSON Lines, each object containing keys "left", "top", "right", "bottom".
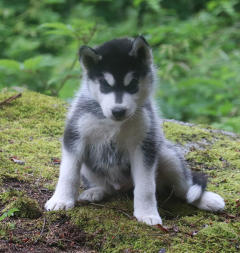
{"left": 0, "top": 90, "right": 239, "bottom": 252}
{"left": 2, "top": 196, "right": 42, "bottom": 219}
{"left": 0, "top": 189, "right": 25, "bottom": 204}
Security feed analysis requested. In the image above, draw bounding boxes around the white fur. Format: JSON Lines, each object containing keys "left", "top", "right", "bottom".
{"left": 186, "top": 185, "right": 202, "bottom": 203}
{"left": 77, "top": 114, "right": 121, "bottom": 143}
{"left": 96, "top": 83, "right": 138, "bottom": 120}
{"left": 99, "top": 92, "right": 116, "bottom": 119}
{"left": 78, "top": 187, "right": 106, "bottom": 202}
{"left": 103, "top": 72, "right": 115, "bottom": 86}
{"left": 45, "top": 149, "right": 80, "bottom": 210}
{"left": 193, "top": 191, "right": 225, "bottom": 211}
{"left": 130, "top": 148, "right": 162, "bottom": 225}
{"left": 124, "top": 71, "right": 134, "bottom": 86}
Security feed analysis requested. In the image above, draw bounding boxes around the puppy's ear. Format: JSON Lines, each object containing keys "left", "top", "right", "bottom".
{"left": 129, "top": 36, "right": 152, "bottom": 63}
{"left": 79, "top": 46, "right": 101, "bottom": 70}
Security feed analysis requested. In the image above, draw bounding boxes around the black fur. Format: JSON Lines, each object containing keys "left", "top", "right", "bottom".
{"left": 115, "top": 91, "right": 123, "bottom": 104}
{"left": 81, "top": 38, "right": 149, "bottom": 104}
{"left": 63, "top": 97, "right": 105, "bottom": 151}
{"left": 63, "top": 119, "right": 81, "bottom": 152}
{"left": 92, "top": 38, "right": 149, "bottom": 79}
{"left": 141, "top": 103, "right": 159, "bottom": 168}
{"left": 75, "top": 97, "right": 105, "bottom": 119}
{"left": 141, "top": 130, "right": 158, "bottom": 168}
{"left": 84, "top": 142, "right": 131, "bottom": 178}
{"left": 192, "top": 171, "right": 208, "bottom": 191}
{"left": 81, "top": 174, "right": 91, "bottom": 189}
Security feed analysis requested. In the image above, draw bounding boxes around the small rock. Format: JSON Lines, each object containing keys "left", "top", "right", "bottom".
{"left": 10, "top": 157, "right": 25, "bottom": 165}
{"left": 158, "top": 248, "right": 166, "bottom": 253}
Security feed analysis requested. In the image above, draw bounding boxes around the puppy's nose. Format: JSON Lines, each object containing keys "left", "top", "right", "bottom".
{"left": 112, "top": 107, "right": 126, "bottom": 120}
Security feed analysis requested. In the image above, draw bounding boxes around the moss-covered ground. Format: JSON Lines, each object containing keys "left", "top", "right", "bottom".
{"left": 0, "top": 90, "right": 239, "bottom": 252}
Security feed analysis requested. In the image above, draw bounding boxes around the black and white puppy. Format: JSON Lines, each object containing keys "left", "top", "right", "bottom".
{"left": 45, "top": 36, "right": 225, "bottom": 225}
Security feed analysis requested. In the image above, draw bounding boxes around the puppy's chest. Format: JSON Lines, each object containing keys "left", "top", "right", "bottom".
{"left": 83, "top": 141, "right": 131, "bottom": 178}
{"left": 79, "top": 116, "right": 143, "bottom": 184}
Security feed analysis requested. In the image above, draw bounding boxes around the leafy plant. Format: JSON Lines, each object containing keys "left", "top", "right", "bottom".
{"left": 0, "top": 208, "right": 19, "bottom": 222}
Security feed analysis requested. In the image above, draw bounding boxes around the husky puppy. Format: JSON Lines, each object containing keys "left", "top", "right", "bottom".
{"left": 45, "top": 36, "right": 225, "bottom": 225}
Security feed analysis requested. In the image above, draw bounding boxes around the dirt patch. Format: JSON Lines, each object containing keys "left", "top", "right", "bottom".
{"left": 0, "top": 209, "right": 97, "bottom": 253}
{"left": 0, "top": 177, "right": 98, "bottom": 252}
{"left": 1, "top": 177, "right": 51, "bottom": 210}
{"left": 0, "top": 220, "right": 96, "bottom": 253}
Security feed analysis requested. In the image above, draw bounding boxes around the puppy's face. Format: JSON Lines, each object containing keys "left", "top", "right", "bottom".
{"left": 80, "top": 36, "right": 154, "bottom": 121}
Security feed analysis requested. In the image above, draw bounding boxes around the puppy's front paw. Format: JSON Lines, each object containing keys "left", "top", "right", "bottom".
{"left": 45, "top": 195, "right": 75, "bottom": 211}
{"left": 135, "top": 214, "right": 162, "bottom": 226}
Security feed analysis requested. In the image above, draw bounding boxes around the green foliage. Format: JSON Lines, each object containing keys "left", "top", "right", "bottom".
{"left": 0, "top": 0, "right": 240, "bottom": 132}
{"left": 0, "top": 208, "right": 19, "bottom": 222}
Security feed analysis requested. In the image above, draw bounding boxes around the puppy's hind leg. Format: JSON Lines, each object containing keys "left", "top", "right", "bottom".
{"left": 157, "top": 141, "right": 193, "bottom": 200}
{"left": 157, "top": 141, "right": 225, "bottom": 212}
{"left": 78, "top": 164, "right": 111, "bottom": 203}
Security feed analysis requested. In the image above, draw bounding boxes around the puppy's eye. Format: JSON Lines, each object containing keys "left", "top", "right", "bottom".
{"left": 126, "top": 79, "right": 139, "bottom": 93}
{"left": 99, "top": 78, "right": 113, "bottom": 93}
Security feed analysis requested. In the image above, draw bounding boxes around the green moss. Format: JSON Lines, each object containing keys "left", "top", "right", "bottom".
{"left": 3, "top": 196, "right": 42, "bottom": 219}
{"left": 0, "top": 90, "right": 240, "bottom": 252}
{"left": 0, "top": 189, "right": 25, "bottom": 204}
{"left": 170, "top": 222, "right": 240, "bottom": 253}
{"left": 0, "top": 90, "right": 66, "bottom": 182}
{"left": 0, "top": 172, "right": 29, "bottom": 184}
{"left": 198, "top": 222, "right": 238, "bottom": 238}
{"left": 0, "top": 222, "right": 16, "bottom": 239}
{"left": 66, "top": 205, "right": 167, "bottom": 252}
{"left": 186, "top": 137, "right": 240, "bottom": 170}
{"left": 163, "top": 121, "right": 214, "bottom": 144}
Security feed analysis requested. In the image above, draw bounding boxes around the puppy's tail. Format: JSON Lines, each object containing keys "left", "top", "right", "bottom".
{"left": 186, "top": 171, "right": 207, "bottom": 203}
{"left": 186, "top": 171, "right": 225, "bottom": 212}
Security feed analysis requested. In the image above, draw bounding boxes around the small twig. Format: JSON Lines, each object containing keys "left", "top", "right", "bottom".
{"left": 34, "top": 216, "right": 46, "bottom": 244}
{"left": 181, "top": 216, "right": 205, "bottom": 228}
{"left": 0, "top": 93, "right": 22, "bottom": 107}
{"left": 53, "top": 24, "right": 97, "bottom": 96}
{"left": 54, "top": 74, "right": 80, "bottom": 96}
{"left": 89, "top": 202, "right": 133, "bottom": 219}
{"left": 80, "top": 24, "right": 97, "bottom": 45}
{"left": 189, "top": 217, "right": 206, "bottom": 227}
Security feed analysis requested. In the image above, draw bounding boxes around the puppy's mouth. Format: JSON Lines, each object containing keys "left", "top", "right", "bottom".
{"left": 111, "top": 115, "right": 128, "bottom": 122}
{"left": 112, "top": 115, "right": 127, "bottom": 121}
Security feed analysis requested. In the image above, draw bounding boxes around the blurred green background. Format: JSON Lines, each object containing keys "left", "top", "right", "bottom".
{"left": 0, "top": 0, "right": 239, "bottom": 133}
